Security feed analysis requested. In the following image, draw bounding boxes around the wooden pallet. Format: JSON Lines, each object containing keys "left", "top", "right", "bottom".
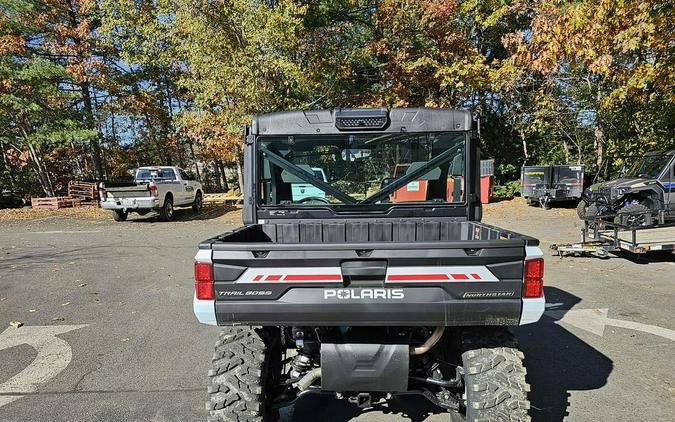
{"left": 68, "top": 181, "right": 98, "bottom": 202}
{"left": 31, "top": 196, "right": 82, "bottom": 209}
{"left": 204, "top": 195, "right": 243, "bottom": 205}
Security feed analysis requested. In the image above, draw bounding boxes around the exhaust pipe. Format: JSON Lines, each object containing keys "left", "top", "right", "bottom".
{"left": 295, "top": 368, "right": 321, "bottom": 391}
{"left": 410, "top": 327, "right": 445, "bottom": 356}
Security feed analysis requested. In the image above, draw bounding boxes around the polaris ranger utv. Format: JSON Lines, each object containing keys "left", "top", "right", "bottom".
{"left": 193, "top": 108, "right": 545, "bottom": 421}
{"left": 577, "top": 150, "right": 675, "bottom": 226}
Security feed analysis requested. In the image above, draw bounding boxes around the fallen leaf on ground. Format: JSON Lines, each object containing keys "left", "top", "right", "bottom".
{"left": 52, "top": 316, "right": 65, "bottom": 321}
{"left": 29, "top": 309, "right": 36, "bottom": 313}
{"left": 78, "top": 283, "right": 87, "bottom": 287}
{"left": 9, "top": 320, "right": 23, "bottom": 328}
{"left": 121, "top": 337, "right": 130, "bottom": 342}
{"left": 61, "top": 302, "right": 71, "bottom": 307}
{"left": 0, "top": 297, "right": 7, "bottom": 301}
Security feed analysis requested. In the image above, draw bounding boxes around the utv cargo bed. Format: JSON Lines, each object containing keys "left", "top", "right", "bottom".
{"left": 196, "top": 219, "right": 542, "bottom": 327}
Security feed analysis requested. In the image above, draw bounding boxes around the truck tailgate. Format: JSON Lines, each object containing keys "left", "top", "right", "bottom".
{"left": 106, "top": 184, "right": 151, "bottom": 198}
{"left": 204, "top": 237, "right": 535, "bottom": 327}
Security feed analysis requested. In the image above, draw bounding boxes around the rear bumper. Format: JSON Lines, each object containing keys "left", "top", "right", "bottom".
{"left": 205, "top": 284, "right": 545, "bottom": 326}
{"left": 213, "top": 296, "right": 522, "bottom": 326}
{"left": 100, "top": 197, "right": 159, "bottom": 210}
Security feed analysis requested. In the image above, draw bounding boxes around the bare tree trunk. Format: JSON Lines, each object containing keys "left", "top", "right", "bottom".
{"left": 188, "top": 141, "right": 201, "bottom": 181}
{"left": 213, "top": 161, "right": 222, "bottom": 192}
{"left": 28, "top": 143, "right": 54, "bottom": 197}
{"left": 593, "top": 126, "right": 604, "bottom": 171}
{"left": 0, "top": 139, "right": 16, "bottom": 191}
{"left": 218, "top": 160, "right": 229, "bottom": 192}
{"left": 562, "top": 140, "right": 570, "bottom": 164}
{"left": 519, "top": 128, "right": 529, "bottom": 164}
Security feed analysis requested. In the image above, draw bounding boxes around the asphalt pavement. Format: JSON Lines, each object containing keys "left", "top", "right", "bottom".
{"left": 0, "top": 202, "right": 673, "bottom": 422}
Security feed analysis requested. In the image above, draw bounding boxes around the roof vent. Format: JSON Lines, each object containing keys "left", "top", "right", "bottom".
{"left": 335, "top": 108, "right": 388, "bottom": 130}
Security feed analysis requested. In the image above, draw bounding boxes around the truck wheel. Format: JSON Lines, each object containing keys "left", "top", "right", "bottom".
{"left": 576, "top": 200, "right": 588, "bottom": 219}
{"left": 159, "top": 196, "right": 174, "bottom": 221}
{"left": 112, "top": 210, "right": 128, "bottom": 222}
{"left": 461, "top": 328, "right": 530, "bottom": 422}
{"left": 207, "top": 327, "right": 280, "bottom": 422}
{"left": 614, "top": 202, "right": 652, "bottom": 227}
{"left": 192, "top": 191, "right": 203, "bottom": 213}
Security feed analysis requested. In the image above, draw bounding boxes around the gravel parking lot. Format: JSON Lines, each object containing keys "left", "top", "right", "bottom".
{"left": 1, "top": 200, "right": 673, "bottom": 422}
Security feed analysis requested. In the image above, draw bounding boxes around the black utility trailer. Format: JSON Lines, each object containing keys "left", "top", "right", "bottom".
{"left": 521, "top": 165, "right": 585, "bottom": 208}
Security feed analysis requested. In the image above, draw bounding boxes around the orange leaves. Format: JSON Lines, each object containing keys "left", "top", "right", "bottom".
{"left": 181, "top": 111, "right": 243, "bottom": 164}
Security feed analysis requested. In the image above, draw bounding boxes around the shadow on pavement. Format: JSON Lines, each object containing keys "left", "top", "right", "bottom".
{"left": 283, "top": 393, "right": 446, "bottom": 422}
{"left": 612, "top": 250, "right": 675, "bottom": 264}
{"left": 515, "top": 286, "right": 613, "bottom": 422}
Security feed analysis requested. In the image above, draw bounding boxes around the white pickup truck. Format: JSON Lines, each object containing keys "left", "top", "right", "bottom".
{"left": 99, "top": 166, "right": 203, "bottom": 221}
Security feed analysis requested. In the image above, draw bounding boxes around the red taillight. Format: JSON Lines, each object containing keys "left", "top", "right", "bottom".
{"left": 98, "top": 183, "right": 107, "bottom": 201}
{"left": 148, "top": 184, "right": 158, "bottom": 197}
{"left": 194, "top": 261, "right": 214, "bottom": 300}
{"left": 523, "top": 258, "right": 544, "bottom": 298}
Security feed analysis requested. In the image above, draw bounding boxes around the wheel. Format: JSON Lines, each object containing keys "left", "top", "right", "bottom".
{"left": 207, "top": 327, "right": 281, "bottom": 422}
{"left": 584, "top": 203, "right": 599, "bottom": 219}
{"left": 112, "top": 210, "right": 127, "bottom": 222}
{"left": 576, "top": 200, "right": 588, "bottom": 219}
{"left": 192, "top": 191, "right": 203, "bottom": 213}
{"left": 614, "top": 202, "right": 653, "bottom": 227}
{"left": 461, "top": 328, "right": 530, "bottom": 422}
{"left": 159, "top": 196, "right": 174, "bottom": 221}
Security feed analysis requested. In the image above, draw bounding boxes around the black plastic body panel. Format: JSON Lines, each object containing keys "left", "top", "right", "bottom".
{"left": 214, "top": 292, "right": 521, "bottom": 326}
{"left": 321, "top": 343, "right": 409, "bottom": 392}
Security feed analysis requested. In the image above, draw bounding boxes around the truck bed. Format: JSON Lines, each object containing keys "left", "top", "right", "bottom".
{"left": 195, "top": 219, "right": 543, "bottom": 327}
{"left": 206, "top": 220, "right": 536, "bottom": 246}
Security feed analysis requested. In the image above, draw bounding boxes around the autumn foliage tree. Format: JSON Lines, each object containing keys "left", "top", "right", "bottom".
{"left": 1, "top": 0, "right": 674, "bottom": 197}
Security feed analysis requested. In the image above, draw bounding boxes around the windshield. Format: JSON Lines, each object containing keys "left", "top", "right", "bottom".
{"left": 136, "top": 168, "right": 176, "bottom": 181}
{"left": 258, "top": 132, "right": 466, "bottom": 207}
{"left": 626, "top": 154, "right": 671, "bottom": 178}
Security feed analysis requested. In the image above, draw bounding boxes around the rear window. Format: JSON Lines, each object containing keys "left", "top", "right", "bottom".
{"left": 136, "top": 168, "right": 176, "bottom": 181}
{"left": 554, "top": 166, "right": 583, "bottom": 184}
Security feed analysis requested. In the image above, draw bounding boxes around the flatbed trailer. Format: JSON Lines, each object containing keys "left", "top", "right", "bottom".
{"left": 552, "top": 217, "right": 675, "bottom": 257}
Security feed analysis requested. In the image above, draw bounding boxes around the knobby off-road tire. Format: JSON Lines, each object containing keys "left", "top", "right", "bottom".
{"left": 461, "top": 328, "right": 531, "bottom": 422}
{"left": 159, "top": 195, "right": 174, "bottom": 221}
{"left": 112, "top": 210, "right": 127, "bottom": 222}
{"left": 614, "top": 202, "right": 652, "bottom": 227}
{"left": 576, "top": 200, "right": 588, "bottom": 219}
{"left": 207, "top": 327, "right": 280, "bottom": 422}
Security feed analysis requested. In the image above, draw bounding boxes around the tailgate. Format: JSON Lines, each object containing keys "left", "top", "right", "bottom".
{"left": 106, "top": 184, "right": 150, "bottom": 198}
{"left": 205, "top": 240, "right": 534, "bottom": 327}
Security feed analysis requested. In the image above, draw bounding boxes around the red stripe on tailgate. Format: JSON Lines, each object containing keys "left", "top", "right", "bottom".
{"left": 283, "top": 274, "right": 342, "bottom": 282}
{"left": 450, "top": 274, "right": 470, "bottom": 280}
{"left": 471, "top": 273, "right": 482, "bottom": 280}
{"left": 387, "top": 274, "right": 450, "bottom": 281}
{"left": 265, "top": 275, "right": 282, "bottom": 281}
{"left": 253, "top": 275, "right": 263, "bottom": 281}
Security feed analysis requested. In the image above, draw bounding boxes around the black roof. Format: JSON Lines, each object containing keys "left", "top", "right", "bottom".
{"left": 251, "top": 108, "right": 474, "bottom": 136}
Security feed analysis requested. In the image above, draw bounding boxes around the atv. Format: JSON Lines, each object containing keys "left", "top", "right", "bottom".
{"left": 577, "top": 150, "right": 675, "bottom": 227}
